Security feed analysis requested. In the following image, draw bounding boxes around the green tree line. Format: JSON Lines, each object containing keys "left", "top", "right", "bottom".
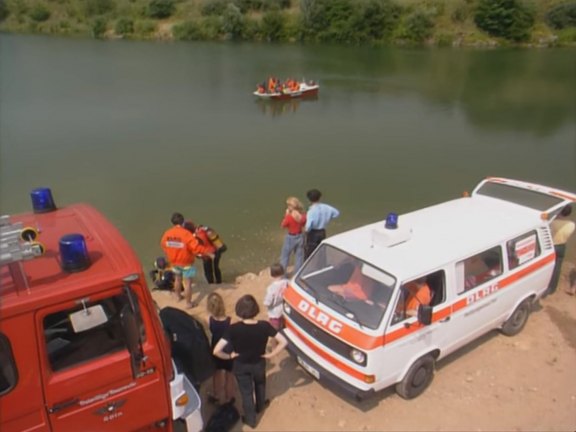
{"left": 1, "top": 0, "right": 575, "bottom": 46}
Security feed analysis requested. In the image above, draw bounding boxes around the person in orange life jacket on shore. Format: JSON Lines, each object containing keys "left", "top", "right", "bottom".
{"left": 184, "top": 220, "right": 226, "bottom": 284}
{"left": 304, "top": 189, "right": 340, "bottom": 259}
{"left": 160, "top": 212, "right": 214, "bottom": 308}
{"left": 279, "top": 196, "right": 306, "bottom": 275}
{"left": 403, "top": 277, "right": 432, "bottom": 318}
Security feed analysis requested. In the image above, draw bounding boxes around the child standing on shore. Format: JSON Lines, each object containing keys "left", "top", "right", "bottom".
{"left": 206, "top": 292, "right": 236, "bottom": 405}
{"left": 263, "top": 264, "right": 289, "bottom": 331}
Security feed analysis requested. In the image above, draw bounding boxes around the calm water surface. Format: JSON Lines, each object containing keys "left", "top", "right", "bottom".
{"left": 1, "top": 34, "right": 574, "bottom": 280}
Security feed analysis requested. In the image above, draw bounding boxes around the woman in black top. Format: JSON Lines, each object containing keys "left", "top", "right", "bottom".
{"left": 213, "top": 294, "right": 287, "bottom": 428}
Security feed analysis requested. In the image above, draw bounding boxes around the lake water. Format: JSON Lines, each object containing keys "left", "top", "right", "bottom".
{"left": 1, "top": 34, "right": 574, "bottom": 280}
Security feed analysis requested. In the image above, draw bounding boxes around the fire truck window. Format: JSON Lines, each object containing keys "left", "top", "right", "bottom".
{"left": 507, "top": 231, "right": 540, "bottom": 270}
{"left": 0, "top": 334, "right": 18, "bottom": 395}
{"left": 458, "top": 246, "right": 503, "bottom": 292}
{"left": 43, "top": 294, "right": 142, "bottom": 372}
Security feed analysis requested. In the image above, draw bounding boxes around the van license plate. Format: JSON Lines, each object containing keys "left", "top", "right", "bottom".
{"left": 297, "top": 356, "right": 320, "bottom": 380}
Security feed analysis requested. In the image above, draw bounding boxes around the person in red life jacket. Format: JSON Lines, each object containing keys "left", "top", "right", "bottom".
{"left": 184, "top": 221, "right": 226, "bottom": 284}
{"left": 161, "top": 212, "right": 214, "bottom": 308}
{"left": 279, "top": 196, "right": 306, "bottom": 275}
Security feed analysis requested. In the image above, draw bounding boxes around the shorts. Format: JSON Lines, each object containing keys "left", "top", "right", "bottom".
{"left": 172, "top": 265, "right": 196, "bottom": 279}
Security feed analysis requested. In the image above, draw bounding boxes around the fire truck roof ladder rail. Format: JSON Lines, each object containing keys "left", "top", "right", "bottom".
{"left": 0, "top": 215, "right": 45, "bottom": 266}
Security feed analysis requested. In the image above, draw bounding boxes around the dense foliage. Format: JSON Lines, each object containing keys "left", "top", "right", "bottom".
{"left": 0, "top": 0, "right": 573, "bottom": 46}
{"left": 546, "top": 2, "right": 576, "bottom": 29}
{"left": 147, "top": 0, "right": 176, "bottom": 19}
{"left": 300, "top": 0, "right": 402, "bottom": 44}
{"left": 474, "top": 0, "right": 535, "bottom": 42}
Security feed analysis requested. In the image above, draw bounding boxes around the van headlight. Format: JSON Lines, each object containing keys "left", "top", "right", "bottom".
{"left": 350, "top": 349, "right": 366, "bottom": 364}
{"left": 283, "top": 302, "right": 291, "bottom": 315}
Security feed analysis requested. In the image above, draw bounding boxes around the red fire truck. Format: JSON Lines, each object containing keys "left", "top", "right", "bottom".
{"left": 0, "top": 188, "right": 202, "bottom": 431}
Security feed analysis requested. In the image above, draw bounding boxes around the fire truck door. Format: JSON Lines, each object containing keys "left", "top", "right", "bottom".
{"left": 38, "top": 289, "right": 171, "bottom": 431}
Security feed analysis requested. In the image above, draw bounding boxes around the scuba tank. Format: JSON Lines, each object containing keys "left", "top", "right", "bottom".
{"left": 204, "top": 226, "right": 227, "bottom": 252}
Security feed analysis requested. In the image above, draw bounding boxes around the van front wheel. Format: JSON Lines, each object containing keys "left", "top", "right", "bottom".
{"left": 395, "top": 354, "right": 435, "bottom": 400}
{"left": 501, "top": 298, "right": 532, "bottom": 336}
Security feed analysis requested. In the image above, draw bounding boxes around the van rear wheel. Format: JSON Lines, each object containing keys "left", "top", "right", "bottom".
{"left": 501, "top": 298, "right": 532, "bottom": 336}
{"left": 395, "top": 354, "right": 435, "bottom": 400}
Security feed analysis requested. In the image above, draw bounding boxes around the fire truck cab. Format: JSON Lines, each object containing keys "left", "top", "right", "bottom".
{"left": 283, "top": 177, "right": 575, "bottom": 400}
{"left": 0, "top": 189, "right": 202, "bottom": 431}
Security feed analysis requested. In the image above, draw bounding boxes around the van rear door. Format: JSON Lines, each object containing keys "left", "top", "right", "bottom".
{"left": 38, "top": 286, "right": 171, "bottom": 431}
{"left": 472, "top": 177, "right": 576, "bottom": 215}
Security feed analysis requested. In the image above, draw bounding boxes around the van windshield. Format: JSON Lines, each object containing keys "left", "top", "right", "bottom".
{"left": 296, "top": 245, "right": 395, "bottom": 329}
{"left": 476, "top": 182, "right": 563, "bottom": 211}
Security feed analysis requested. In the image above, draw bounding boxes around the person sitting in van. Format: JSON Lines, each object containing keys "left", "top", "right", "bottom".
{"left": 465, "top": 251, "right": 502, "bottom": 290}
{"left": 404, "top": 277, "right": 432, "bottom": 317}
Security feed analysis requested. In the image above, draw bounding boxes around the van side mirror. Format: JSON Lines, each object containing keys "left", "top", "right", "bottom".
{"left": 418, "top": 305, "right": 432, "bottom": 326}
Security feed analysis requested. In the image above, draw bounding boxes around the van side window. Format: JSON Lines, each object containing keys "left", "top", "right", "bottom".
{"left": 43, "top": 294, "right": 143, "bottom": 372}
{"left": 507, "top": 231, "right": 541, "bottom": 270}
{"left": 457, "top": 246, "right": 503, "bottom": 294}
{"left": 392, "top": 270, "right": 445, "bottom": 325}
{"left": 0, "top": 334, "right": 18, "bottom": 395}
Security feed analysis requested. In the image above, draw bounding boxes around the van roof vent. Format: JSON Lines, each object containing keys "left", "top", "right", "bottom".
{"left": 371, "top": 220, "right": 412, "bottom": 248}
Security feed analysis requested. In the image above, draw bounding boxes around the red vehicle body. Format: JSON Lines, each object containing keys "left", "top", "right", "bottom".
{"left": 0, "top": 193, "right": 201, "bottom": 431}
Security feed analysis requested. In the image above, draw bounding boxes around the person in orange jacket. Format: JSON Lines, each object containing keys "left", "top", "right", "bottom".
{"left": 161, "top": 212, "right": 214, "bottom": 308}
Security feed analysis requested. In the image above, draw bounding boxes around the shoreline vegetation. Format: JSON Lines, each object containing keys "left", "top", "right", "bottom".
{"left": 0, "top": 0, "right": 575, "bottom": 48}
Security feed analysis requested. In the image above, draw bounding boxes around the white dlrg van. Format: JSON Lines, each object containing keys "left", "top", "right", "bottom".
{"left": 283, "top": 177, "right": 575, "bottom": 400}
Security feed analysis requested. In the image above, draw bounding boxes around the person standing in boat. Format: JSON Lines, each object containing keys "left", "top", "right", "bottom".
{"left": 304, "top": 189, "right": 340, "bottom": 259}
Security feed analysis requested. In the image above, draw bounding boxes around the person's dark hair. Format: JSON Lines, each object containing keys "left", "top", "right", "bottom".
{"left": 483, "top": 252, "right": 500, "bottom": 269}
{"left": 560, "top": 204, "right": 572, "bottom": 218}
{"left": 270, "top": 263, "right": 285, "bottom": 278}
{"left": 171, "top": 212, "right": 184, "bottom": 225}
{"left": 306, "top": 189, "right": 322, "bottom": 203}
{"left": 183, "top": 220, "right": 196, "bottom": 233}
{"left": 235, "top": 294, "right": 260, "bottom": 319}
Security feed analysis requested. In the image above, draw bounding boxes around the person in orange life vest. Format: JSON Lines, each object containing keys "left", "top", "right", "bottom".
{"left": 328, "top": 265, "right": 374, "bottom": 302}
{"left": 404, "top": 277, "right": 432, "bottom": 317}
{"left": 160, "top": 212, "right": 214, "bottom": 308}
{"left": 184, "top": 221, "right": 224, "bottom": 285}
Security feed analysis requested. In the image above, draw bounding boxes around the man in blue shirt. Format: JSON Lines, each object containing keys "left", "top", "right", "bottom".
{"left": 304, "top": 189, "right": 340, "bottom": 258}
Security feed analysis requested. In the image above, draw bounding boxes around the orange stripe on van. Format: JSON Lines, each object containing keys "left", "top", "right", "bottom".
{"left": 499, "top": 253, "right": 554, "bottom": 287}
{"left": 287, "top": 253, "right": 553, "bottom": 351}
{"left": 284, "top": 285, "right": 385, "bottom": 350}
{"left": 286, "top": 320, "right": 369, "bottom": 382}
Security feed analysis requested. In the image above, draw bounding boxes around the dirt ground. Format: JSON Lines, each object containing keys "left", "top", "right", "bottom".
{"left": 153, "top": 251, "right": 576, "bottom": 432}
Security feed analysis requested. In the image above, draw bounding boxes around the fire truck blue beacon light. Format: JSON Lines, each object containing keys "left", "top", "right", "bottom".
{"left": 59, "top": 234, "right": 91, "bottom": 272}
{"left": 30, "top": 187, "right": 57, "bottom": 213}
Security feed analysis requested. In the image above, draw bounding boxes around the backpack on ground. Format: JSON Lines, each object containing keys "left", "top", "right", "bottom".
{"left": 204, "top": 400, "right": 240, "bottom": 432}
